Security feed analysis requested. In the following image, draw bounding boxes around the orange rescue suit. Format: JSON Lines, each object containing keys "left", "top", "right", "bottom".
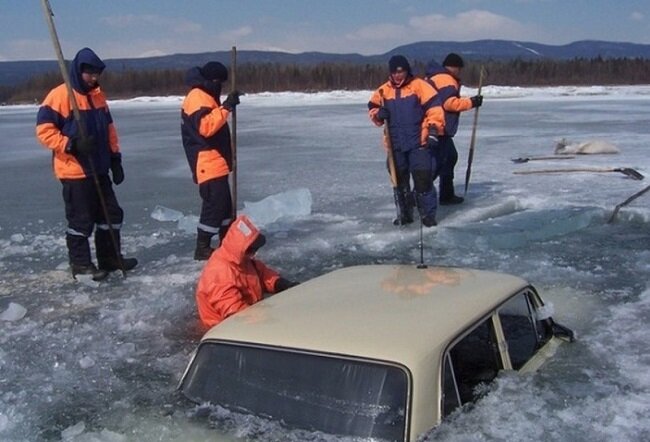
{"left": 195, "top": 215, "right": 281, "bottom": 327}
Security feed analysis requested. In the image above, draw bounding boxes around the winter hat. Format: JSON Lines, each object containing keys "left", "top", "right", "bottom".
{"left": 388, "top": 55, "right": 411, "bottom": 73}
{"left": 443, "top": 53, "right": 464, "bottom": 68}
{"left": 247, "top": 233, "right": 266, "bottom": 254}
{"left": 199, "top": 61, "right": 228, "bottom": 82}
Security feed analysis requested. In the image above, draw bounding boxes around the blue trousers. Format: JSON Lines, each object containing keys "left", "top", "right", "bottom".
{"left": 198, "top": 176, "right": 233, "bottom": 236}
{"left": 391, "top": 147, "right": 437, "bottom": 218}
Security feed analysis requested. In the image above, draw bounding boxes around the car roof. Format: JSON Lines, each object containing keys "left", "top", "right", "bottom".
{"left": 200, "top": 264, "right": 530, "bottom": 368}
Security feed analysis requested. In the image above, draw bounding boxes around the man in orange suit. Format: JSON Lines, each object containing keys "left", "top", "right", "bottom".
{"left": 425, "top": 53, "right": 483, "bottom": 205}
{"left": 195, "top": 214, "right": 298, "bottom": 328}
{"left": 36, "top": 47, "right": 137, "bottom": 281}
{"left": 181, "top": 61, "right": 242, "bottom": 260}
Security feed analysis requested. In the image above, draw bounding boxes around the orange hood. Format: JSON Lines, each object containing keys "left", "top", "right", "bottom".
{"left": 217, "top": 215, "right": 262, "bottom": 264}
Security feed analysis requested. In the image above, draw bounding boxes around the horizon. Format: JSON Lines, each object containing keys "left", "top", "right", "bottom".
{"left": 1, "top": 38, "right": 650, "bottom": 65}
{"left": 1, "top": 1, "right": 649, "bottom": 62}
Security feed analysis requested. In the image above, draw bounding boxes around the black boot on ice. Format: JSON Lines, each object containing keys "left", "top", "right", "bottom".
{"left": 439, "top": 176, "right": 464, "bottom": 205}
{"left": 95, "top": 229, "right": 138, "bottom": 272}
{"left": 440, "top": 195, "right": 464, "bottom": 205}
{"left": 98, "top": 256, "right": 139, "bottom": 272}
{"left": 194, "top": 229, "right": 215, "bottom": 261}
{"left": 71, "top": 263, "right": 109, "bottom": 282}
{"left": 392, "top": 188, "right": 414, "bottom": 226}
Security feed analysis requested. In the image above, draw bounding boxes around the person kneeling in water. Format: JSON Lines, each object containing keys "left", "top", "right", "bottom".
{"left": 195, "top": 214, "right": 298, "bottom": 327}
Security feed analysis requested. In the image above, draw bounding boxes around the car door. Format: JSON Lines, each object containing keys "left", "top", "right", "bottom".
{"left": 441, "top": 289, "right": 555, "bottom": 418}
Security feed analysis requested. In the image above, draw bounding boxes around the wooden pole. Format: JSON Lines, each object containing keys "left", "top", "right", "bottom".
{"left": 464, "top": 66, "right": 486, "bottom": 196}
{"left": 230, "top": 46, "right": 238, "bottom": 217}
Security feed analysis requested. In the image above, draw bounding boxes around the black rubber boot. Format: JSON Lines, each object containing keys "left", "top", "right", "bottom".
{"left": 439, "top": 176, "right": 464, "bottom": 205}
{"left": 194, "top": 229, "right": 215, "bottom": 261}
{"left": 416, "top": 191, "right": 438, "bottom": 227}
{"left": 96, "top": 229, "right": 138, "bottom": 272}
{"left": 67, "top": 234, "right": 108, "bottom": 281}
{"left": 392, "top": 188, "right": 414, "bottom": 226}
{"left": 421, "top": 215, "right": 438, "bottom": 227}
{"left": 71, "top": 263, "right": 109, "bottom": 282}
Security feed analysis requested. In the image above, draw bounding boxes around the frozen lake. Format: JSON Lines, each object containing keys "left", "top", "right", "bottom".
{"left": 1, "top": 85, "right": 649, "bottom": 441}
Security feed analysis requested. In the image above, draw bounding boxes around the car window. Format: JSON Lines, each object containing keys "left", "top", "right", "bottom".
{"left": 181, "top": 342, "right": 409, "bottom": 441}
{"left": 498, "top": 291, "right": 552, "bottom": 369}
{"left": 444, "top": 318, "right": 502, "bottom": 412}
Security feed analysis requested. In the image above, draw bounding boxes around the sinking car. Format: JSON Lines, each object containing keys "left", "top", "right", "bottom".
{"left": 179, "top": 264, "right": 574, "bottom": 441}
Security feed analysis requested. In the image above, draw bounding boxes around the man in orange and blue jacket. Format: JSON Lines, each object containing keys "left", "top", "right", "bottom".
{"left": 368, "top": 55, "right": 445, "bottom": 227}
{"left": 425, "top": 53, "right": 483, "bottom": 205}
{"left": 181, "top": 62, "right": 242, "bottom": 260}
{"left": 36, "top": 47, "right": 137, "bottom": 281}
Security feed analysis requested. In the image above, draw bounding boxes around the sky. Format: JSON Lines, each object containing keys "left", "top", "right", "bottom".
{"left": 1, "top": 0, "right": 649, "bottom": 62}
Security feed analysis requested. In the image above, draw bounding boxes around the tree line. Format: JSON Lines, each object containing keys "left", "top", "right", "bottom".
{"left": 2, "top": 57, "right": 649, "bottom": 104}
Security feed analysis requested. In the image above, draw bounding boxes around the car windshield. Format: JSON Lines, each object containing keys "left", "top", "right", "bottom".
{"left": 181, "top": 341, "right": 409, "bottom": 441}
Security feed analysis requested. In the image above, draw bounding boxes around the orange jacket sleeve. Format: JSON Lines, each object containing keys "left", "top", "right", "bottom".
{"left": 199, "top": 106, "right": 231, "bottom": 138}
{"left": 443, "top": 95, "right": 473, "bottom": 113}
{"left": 368, "top": 83, "right": 391, "bottom": 127}
{"left": 35, "top": 85, "right": 72, "bottom": 154}
{"left": 252, "top": 258, "right": 282, "bottom": 293}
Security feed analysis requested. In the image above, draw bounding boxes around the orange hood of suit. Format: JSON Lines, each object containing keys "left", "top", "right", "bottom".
{"left": 195, "top": 215, "right": 281, "bottom": 327}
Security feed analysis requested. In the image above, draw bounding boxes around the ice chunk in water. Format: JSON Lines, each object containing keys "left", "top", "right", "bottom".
{"left": 0, "top": 302, "right": 27, "bottom": 321}
{"left": 79, "top": 356, "right": 95, "bottom": 369}
{"left": 151, "top": 205, "right": 184, "bottom": 222}
{"left": 61, "top": 421, "right": 85, "bottom": 440}
{"left": 242, "top": 188, "right": 312, "bottom": 228}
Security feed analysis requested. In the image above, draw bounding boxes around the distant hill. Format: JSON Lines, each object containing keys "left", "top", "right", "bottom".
{"left": 2, "top": 39, "right": 650, "bottom": 86}
{"left": 385, "top": 39, "right": 650, "bottom": 62}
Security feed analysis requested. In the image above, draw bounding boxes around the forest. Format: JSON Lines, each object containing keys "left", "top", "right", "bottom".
{"left": 1, "top": 57, "right": 649, "bottom": 104}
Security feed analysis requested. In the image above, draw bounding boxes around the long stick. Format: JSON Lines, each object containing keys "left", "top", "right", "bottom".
{"left": 379, "top": 89, "right": 398, "bottom": 188}
{"left": 230, "top": 46, "right": 238, "bottom": 218}
{"left": 40, "top": 0, "right": 126, "bottom": 277}
{"left": 514, "top": 167, "right": 644, "bottom": 180}
{"left": 607, "top": 185, "right": 650, "bottom": 223}
{"left": 378, "top": 89, "right": 402, "bottom": 223}
{"left": 464, "top": 66, "right": 485, "bottom": 196}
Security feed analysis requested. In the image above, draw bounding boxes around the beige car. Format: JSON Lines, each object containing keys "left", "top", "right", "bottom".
{"left": 179, "top": 265, "right": 574, "bottom": 441}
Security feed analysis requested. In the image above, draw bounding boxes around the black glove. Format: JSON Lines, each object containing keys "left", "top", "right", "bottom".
{"left": 377, "top": 106, "right": 390, "bottom": 122}
{"left": 470, "top": 95, "right": 483, "bottom": 108}
{"left": 427, "top": 126, "right": 440, "bottom": 147}
{"left": 111, "top": 156, "right": 124, "bottom": 185}
{"left": 274, "top": 277, "right": 299, "bottom": 292}
{"left": 65, "top": 135, "right": 96, "bottom": 156}
{"left": 223, "top": 90, "right": 242, "bottom": 111}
